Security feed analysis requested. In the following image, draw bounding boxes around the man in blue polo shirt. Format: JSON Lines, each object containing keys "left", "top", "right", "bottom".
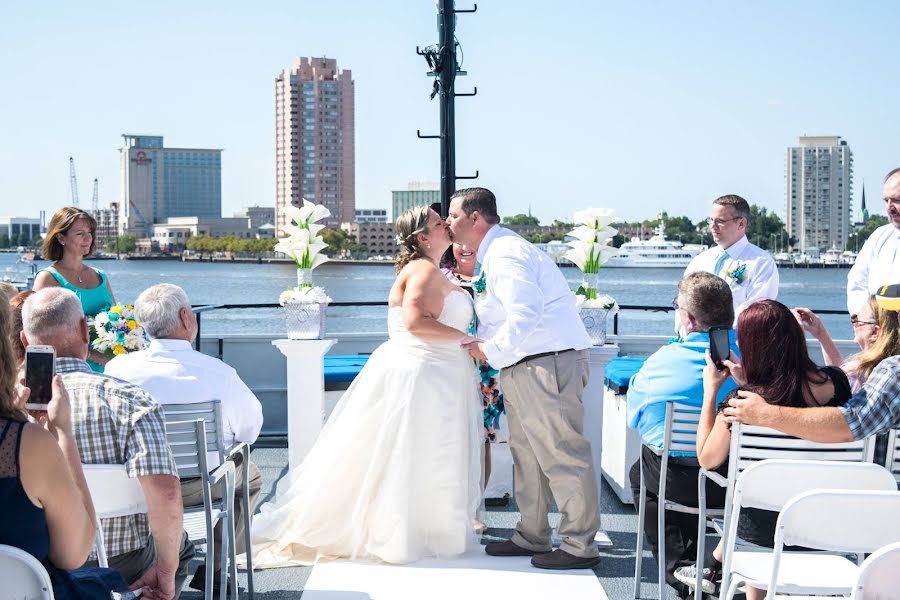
{"left": 627, "top": 271, "right": 739, "bottom": 594}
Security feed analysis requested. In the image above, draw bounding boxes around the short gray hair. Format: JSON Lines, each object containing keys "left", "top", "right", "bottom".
{"left": 677, "top": 272, "right": 734, "bottom": 331}
{"left": 22, "top": 288, "right": 85, "bottom": 341}
{"left": 135, "top": 284, "right": 192, "bottom": 339}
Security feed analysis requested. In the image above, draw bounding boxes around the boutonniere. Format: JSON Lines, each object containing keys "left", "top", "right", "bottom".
{"left": 472, "top": 271, "right": 487, "bottom": 295}
{"left": 725, "top": 262, "right": 748, "bottom": 284}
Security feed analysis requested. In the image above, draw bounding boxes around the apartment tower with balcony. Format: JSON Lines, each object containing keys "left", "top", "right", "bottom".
{"left": 275, "top": 57, "right": 355, "bottom": 233}
{"left": 785, "top": 136, "right": 853, "bottom": 252}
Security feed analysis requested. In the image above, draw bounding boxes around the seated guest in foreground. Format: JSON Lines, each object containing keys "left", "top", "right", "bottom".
{"left": 21, "top": 288, "right": 193, "bottom": 599}
{"left": 793, "top": 296, "right": 900, "bottom": 392}
{"left": 724, "top": 283, "right": 900, "bottom": 443}
{"left": 684, "top": 299, "right": 854, "bottom": 598}
{"left": 0, "top": 300, "right": 131, "bottom": 599}
{"left": 105, "top": 283, "right": 264, "bottom": 593}
{"left": 626, "top": 271, "right": 739, "bottom": 595}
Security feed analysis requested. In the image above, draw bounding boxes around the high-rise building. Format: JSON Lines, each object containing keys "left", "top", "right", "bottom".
{"left": 118, "top": 134, "right": 222, "bottom": 237}
{"left": 91, "top": 203, "right": 119, "bottom": 253}
{"left": 355, "top": 208, "right": 388, "bottom": 223}
{"left": 391, "top": 182, "right": 440, "bottom": 221}
{"left": 275, "top": 57, "right": 355, "bottom": 233}
{"left": 785, "top": 136, "right": 853, "bottom": 252}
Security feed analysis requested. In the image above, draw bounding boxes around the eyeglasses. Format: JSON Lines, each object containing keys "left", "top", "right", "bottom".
{"left": 671, "top": 297, "right": 680, "bottom": 310}
{"left": 850, "top": 315, "right": 877, "bottom": 328}
{"left": 706, "top": 216, "right": 743, "bottom": 228}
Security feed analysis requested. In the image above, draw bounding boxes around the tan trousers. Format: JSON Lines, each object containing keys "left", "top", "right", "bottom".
{"left": 499, "top": 349, "right": 601, "bottom": 558}
{"left": 181, "top": 458, "right": 263, "bottom": 572}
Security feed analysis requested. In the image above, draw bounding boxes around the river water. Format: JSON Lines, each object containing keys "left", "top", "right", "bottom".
{"left": 1, "top": 254, "right": 854, "bottom": 339}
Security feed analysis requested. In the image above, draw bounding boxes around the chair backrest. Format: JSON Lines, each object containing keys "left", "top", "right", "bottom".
{"left": 725, "top": 423, "right": 875, "bottom": 509}
{"left": 885, "top": 428, "right": 900, "bottom": 486}
{"left": 662, "top": 401, "right": 702, "bottom": 456}
{"left": 851, "top": 541, "right": 900, "bottom": 600}
{"left": 162, "top": 401, "right": 226, "bottom": 469}
{"left": 83, "top": 464, "right": 148, "bottom": 568}
{"left": 164, "top": 418, "right": 211, "bottom": 480}
{"left": 778, "top": 490, "right": 900, "bottom": 554}
{"left": 0, "top": 544, "right": 54, "bottom": 599}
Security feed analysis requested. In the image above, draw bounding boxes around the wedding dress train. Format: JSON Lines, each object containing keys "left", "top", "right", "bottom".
{"left": 250, "top": 289, "right": 483, "bottom": 566}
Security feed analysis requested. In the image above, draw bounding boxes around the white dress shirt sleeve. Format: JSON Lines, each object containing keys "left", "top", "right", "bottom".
{"left": 223, "top": 368, "right": 264, "bottom": 445}
{"left": 482, "top": 246, "right": 546, "bottom": 368}
{"left": 847, "top": 232, "right": 877, "bottom": 315}
{"left": 735, "top": 253, "right": 779, "bottom": 315}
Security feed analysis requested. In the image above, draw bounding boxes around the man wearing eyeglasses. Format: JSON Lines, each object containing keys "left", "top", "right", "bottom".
{"left": 681, "top": 195, "right": 779, "bottom": 328}
{"left": 847, "top": 168, "right": 900, "bottom": 316}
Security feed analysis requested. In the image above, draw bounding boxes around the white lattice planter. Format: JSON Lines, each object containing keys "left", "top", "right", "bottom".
{"left": 285, "top": 302, "right": 327, "bottom": 340}
{"left": 580, "top": 307, "right": 609, "bottom": 346}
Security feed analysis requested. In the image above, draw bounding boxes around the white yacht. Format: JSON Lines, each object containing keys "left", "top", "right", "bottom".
{"left": 604, "top": 223, "right": 706, "bottom": 268}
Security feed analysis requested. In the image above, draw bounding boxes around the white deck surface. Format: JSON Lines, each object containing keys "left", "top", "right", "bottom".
{"left": 303, "top": 553, "right": 609, "bottom": 600}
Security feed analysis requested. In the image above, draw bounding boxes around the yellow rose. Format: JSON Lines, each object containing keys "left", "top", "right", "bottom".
{"left": 109, "top": 306, "right": 123, "bottom": 314}
{"left": 127, "top": 320, "right": 137, "bottom": 330}
{"left": 113, "top": 345, "right": 126, "bottom": 355}
{"left": 125, "top": 304, "right": 134, "bottom": 311}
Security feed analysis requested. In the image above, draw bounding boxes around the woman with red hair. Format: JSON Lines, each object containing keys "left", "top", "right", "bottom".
{"left": 675, "top": 300, "right": 852, "bottom": 596}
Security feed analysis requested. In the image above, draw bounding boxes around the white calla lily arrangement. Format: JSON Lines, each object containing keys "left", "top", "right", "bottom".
{"left": 564, "top": 208, "right": 619, "bottom": 302}
{"left": 276, "top": 200, "right": 332, "bottom": 303}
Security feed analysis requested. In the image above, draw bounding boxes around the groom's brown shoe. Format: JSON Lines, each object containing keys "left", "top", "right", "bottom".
{"left": 531, "top": 549, "right": 601, "bottom": 570}
{"left": 484, "top": 539, "right": 550, "bottom": 557}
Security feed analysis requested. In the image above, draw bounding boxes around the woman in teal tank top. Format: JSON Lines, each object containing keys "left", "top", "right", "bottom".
{"left": 33, "top": 208, "right": 116, "bottom": 372}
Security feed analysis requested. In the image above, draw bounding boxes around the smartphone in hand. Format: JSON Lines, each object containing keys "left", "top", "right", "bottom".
{"left": 708, "top": 326, "right": 731, "bottom": 370}
{"left": 24, "top": 345, "right": 55, "bottom": 411}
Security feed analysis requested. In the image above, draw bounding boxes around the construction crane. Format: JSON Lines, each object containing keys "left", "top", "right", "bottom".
{"left": 68, "top": 156, "right": 80, "bottom": 207}
{"left": 91, "top": 178, "right": 99, "bottom": 213}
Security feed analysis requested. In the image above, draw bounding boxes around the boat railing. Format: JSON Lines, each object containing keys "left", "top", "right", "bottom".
{"left": 189, "top": 302, "right": 851, "bottom": 351}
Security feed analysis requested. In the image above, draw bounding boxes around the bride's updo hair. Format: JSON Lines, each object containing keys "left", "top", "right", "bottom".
{"left": 394, "top": 205, "right": 432, "bottom": 274}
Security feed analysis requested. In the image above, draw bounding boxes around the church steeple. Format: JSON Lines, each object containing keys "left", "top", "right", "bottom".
{"left": 861, "top": 183, "right": 869, "bottom": 223}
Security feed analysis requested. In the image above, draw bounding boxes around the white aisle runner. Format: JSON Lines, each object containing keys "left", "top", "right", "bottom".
{"left": 302, "top": 552, "right": 608, "bottom": 600}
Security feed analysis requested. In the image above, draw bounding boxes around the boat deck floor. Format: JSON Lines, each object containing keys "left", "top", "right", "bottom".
{"left": 176, "top": 447, "right": 685, "bottom": 600}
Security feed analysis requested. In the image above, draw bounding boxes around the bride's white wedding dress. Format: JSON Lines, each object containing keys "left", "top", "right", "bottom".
{"left": 250, "top": 289, "right": 483, "bottom": 567}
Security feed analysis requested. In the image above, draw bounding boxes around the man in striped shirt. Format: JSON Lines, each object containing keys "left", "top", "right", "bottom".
{"left": 22, "top": 288, "right": 194, "bottom": 600}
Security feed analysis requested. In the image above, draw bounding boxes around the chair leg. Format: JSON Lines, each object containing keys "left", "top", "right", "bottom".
{"left": 242, "top": 447, "right": 254, "bottom": 600}
{"left": 696, "top": 474, "right": 707, "bottom": 600}
{"left": 633, "top": 460, "right": 646, "bottom": 599}
{"left": 657, "top": 482, "right": 666, "bottom": 600}
{"left": 206, "top": 532, "right": 215, "bottom": 600}
{"left": 219, "top": 520, "right": 229, "bottom": 600}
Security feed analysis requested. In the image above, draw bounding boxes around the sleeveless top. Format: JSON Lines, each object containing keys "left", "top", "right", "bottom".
{"left": 42, "top": 266, "right": 114, "bottom": 318}
{"left": 41, "top": 266, "right": 114, "bottom": 372}
{"left": 0, "top": 418, "right": 129, "bottom": 599}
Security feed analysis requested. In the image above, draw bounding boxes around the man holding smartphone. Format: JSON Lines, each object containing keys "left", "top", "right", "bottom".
{"left": 627, "top": 272, "right": 740, "bottom": 594}
{"left": 21, "top": 288, "right": 194, "bottom": 600}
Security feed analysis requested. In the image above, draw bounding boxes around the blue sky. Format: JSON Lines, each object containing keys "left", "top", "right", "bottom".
{"left": 1, "top": 1, "right": 898, "bottom": 224}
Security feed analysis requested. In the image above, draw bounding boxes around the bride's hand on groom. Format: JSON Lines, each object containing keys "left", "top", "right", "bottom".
{"left": 460, "top": 337, "right": 487, "bottom": 361}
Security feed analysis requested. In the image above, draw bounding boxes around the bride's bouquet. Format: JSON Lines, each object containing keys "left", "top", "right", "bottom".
{"left": 89, "top": 304, "right": 150, "bottom": 358}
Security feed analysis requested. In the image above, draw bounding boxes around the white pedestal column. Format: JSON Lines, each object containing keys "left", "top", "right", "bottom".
{"left": 585, "top": 343, "right": 619, "bottom": 547}
{"left": 272, "top": 338, "right": 337, "bottom": 470}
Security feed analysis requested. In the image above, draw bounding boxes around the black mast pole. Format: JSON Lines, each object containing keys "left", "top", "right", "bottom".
{"left": 417, "top": 2, "right": 478, "bottom": 218}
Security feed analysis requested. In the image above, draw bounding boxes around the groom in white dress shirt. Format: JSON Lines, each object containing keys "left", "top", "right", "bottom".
{"left": 682, "top": 194, "right": 779, "bottom": 325}
{"left": 446, "top": 187, "right": 602, "bottom": 570}
{"left": 847, "top": 168, "right": 900, "bottom": 316}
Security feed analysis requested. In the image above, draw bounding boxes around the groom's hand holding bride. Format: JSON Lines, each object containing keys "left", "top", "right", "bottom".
{"left": 460, "top": 336, "right": 487, "bottom": 361}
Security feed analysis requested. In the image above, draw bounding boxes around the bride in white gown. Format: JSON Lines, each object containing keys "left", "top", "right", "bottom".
{"left": 250, "top": 206, "right": 484, "bottom": 567}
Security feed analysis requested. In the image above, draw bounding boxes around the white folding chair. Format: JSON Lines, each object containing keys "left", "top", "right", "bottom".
{"left": 697, "top": 423, "right": 875, "bottom": 597}
{"left": 82, "top": 464, "right": 148, "bottom": 568}
{"left": 633, "top": 402, "right": 719, "bottom": 600}
{"left": 165, "top": 418, "right": 236, "bottom": 600}
{"left": 717, "top": 460, "right": 899, "bottom": 600}
{"left": 850, "top": 541, "right": 900, "bottom": 600}
{"left": 884, "top": 428, "right": 900, "bottom": 486}
{"left": 163, "top": 400, "right": 255, "bottom": 599}
{"left": 0, "top": 544, "right": 55, "bottom": 599}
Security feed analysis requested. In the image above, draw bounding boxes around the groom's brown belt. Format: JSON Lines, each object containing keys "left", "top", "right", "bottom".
{"left": 508, "top": 348, "right": 576, "bottom": 368}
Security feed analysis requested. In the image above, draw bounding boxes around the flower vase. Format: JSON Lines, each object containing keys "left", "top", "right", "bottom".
{"left": 296, "top": 268, "right": 314, "bottom": 288}
{"left": 580, "top": 307, "right": 609, "bottom": 346}
{"left": 285, "top": 302, "right": 327, "bottom": 339}
{"left": 581, "top": 272, "right": 600, "bottom": 300}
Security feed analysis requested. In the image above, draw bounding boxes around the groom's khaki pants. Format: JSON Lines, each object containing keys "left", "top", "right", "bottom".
{"left": 499, "top": 349, "right": 601, "bottom": 558}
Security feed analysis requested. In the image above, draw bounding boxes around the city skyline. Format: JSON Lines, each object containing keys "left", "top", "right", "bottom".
{"left": 2, "top": 1, "right": 899, "bottom": 225}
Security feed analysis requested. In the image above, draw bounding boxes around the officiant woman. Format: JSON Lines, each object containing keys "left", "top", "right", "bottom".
{"left": 33, "top": 207, "right": 117, "bottom": 371}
